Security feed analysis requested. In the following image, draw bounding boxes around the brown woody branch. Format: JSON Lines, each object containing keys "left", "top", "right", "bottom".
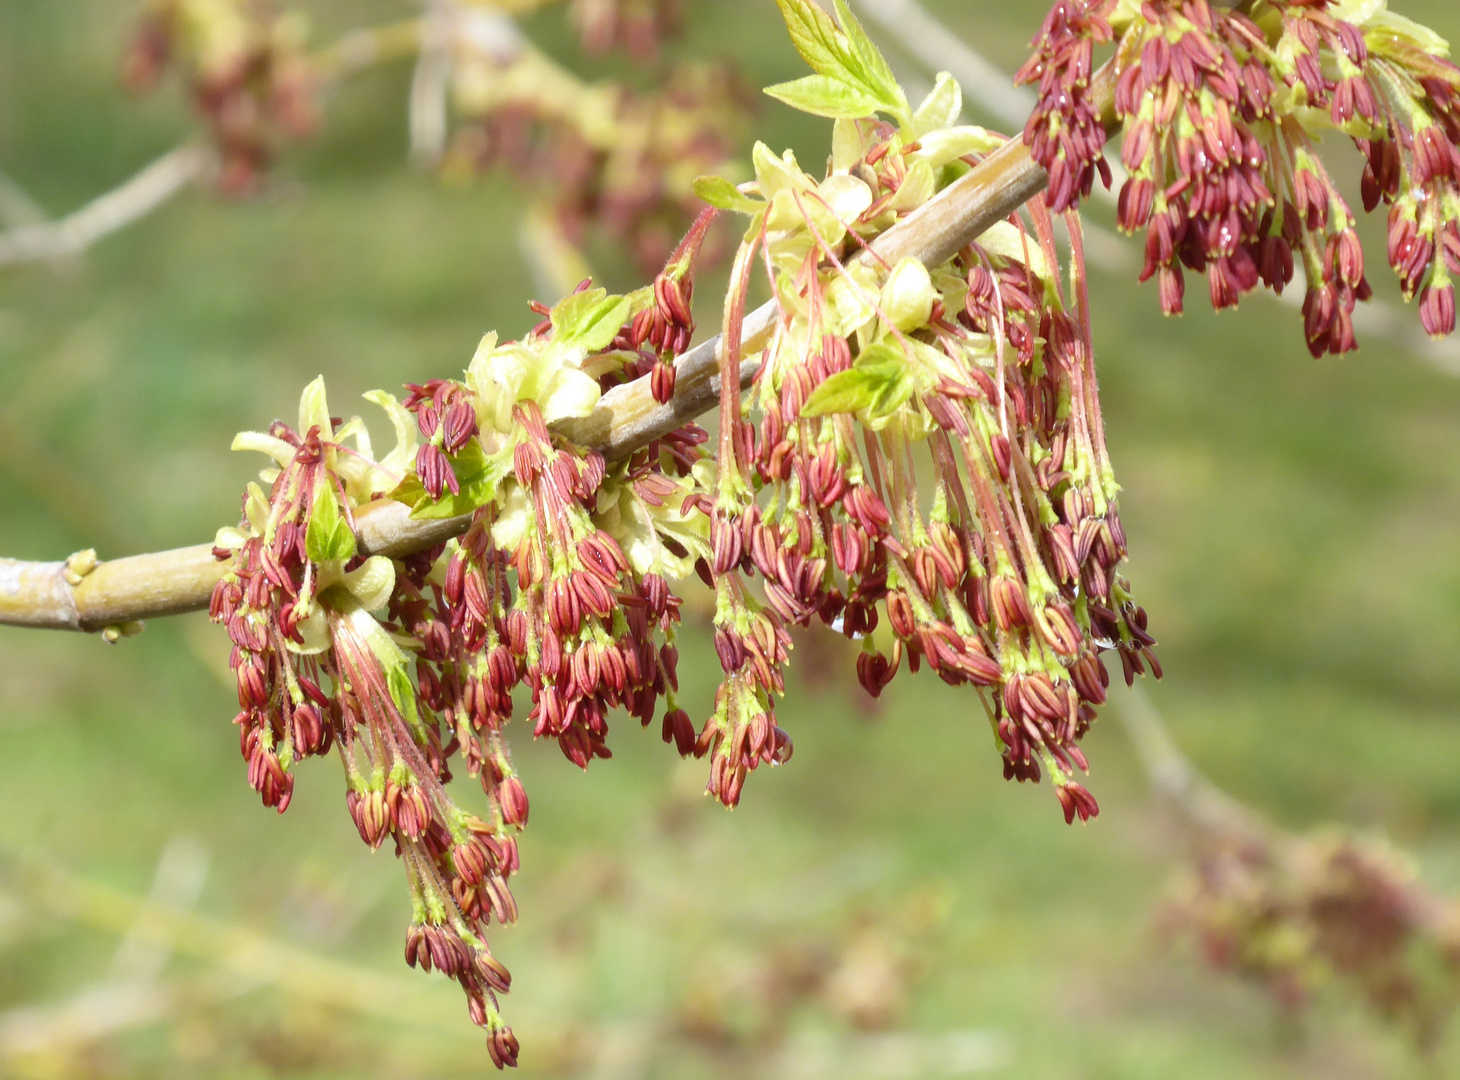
{"left": 0, "top": 68, "right": 1114, "bottom": 634}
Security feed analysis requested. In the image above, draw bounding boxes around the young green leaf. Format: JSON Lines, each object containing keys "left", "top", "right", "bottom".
{"left": 385, "top": 664, "right": 423, "bottom": 734}
{"left": 693, "top": 175, "right": 763, "bottom": 214}
{"left": 305, "top": 480, "right": 357, "bottom": 563}
{"left": 770, "top": 0, "right": 910, "bottom": 126}
{"left": 801, "top": 341, "right": 917, "bottom": 420}
{"left": 800, "top": 368, "right": 884, "bottom": 417}
{"left": 773, "top": 0, "right": 846, "bottom": 81}
{"left": 853, "top": 340, "right": 918, "bottom": 418}
{"left": 552, "top": 289, "right": 632, "bottom": 354}
{"left": 765, "top": 74, "right": 883, "bottom": 119}
{"left": 830, "top": 0, "right": 908, "bottom": 120}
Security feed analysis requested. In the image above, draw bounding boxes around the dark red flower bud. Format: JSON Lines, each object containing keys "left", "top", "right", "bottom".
{"left": 488, "top": 1025, "right": 520, "bottom": 1069}
{"left": 1056, "top": 780, "right": 1099, "bottom": 825}
{"left": 417, "top": 443, "right": 458, "bottom": 499}
{"left": 661, "top": 708, "right": 696, "bottom": 756}
{"left": 475, "top": 949, "right": 513, "bottom": 994}
{"left": 1420, "top": 282, "right": 1456, "bottom": 338}
{"left": 498, "top": 775, "right": 529, "bottom": 828}
{"left": 442, "top": 401, "right": 478, "bottom": 453}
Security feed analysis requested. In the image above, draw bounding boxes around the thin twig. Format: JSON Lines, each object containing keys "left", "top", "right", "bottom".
{"left": 107, "top": 835, "right": 210, "bottom": 985}
{"left": 0, "top": 170, "right": 52, "bottom": 230}
{"left": 0, "top": 145, "right": 213, "bottom": 269}
{"left": 408, "top": 3, "right": 454, "bottom": 167}
{"left": 311, "top": 17, "right": 426, "bottom": 84}
{"left": 1111, "top": 685, "right": 1267, "bottom": 840}
{"left": 0, "top": 13, "right": 463, "bottom": 273}
{"left": 0, "top": 168, "right": 82, "bottom": 276}
{"left": 0, "top": 847, "right": 476, "bottom": 1049}
{"left": 0, "top": 837, "right": 213, "bottom": 1063}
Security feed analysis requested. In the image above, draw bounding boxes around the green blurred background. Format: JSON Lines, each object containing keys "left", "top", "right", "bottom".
{"left": 4, "top": 1, "right": 1460, "bottom": 1077}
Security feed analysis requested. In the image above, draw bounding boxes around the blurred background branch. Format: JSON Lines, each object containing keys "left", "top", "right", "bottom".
{"left": 0, "top": 145, "right": 213, "bottom": 269}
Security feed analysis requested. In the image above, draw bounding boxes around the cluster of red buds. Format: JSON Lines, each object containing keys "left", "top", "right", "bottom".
{"left": 1016, "top": 0, "right": 1460, "bottom": 354}
{"left": 699, "top": 112, "right": 1154, "bottom": 821}
{"left": 123, "top": 0, "right": 317, "bottom": 195}
{"left": 613, "top": 207, "right": 715, "bottom": 403}
{"left": 569, "top": 0, "right": 682, "bottom": 58}
{"left": 1015, "top": 0, "right": 1116, "bottom": 215}
{"left": 210, "top": 421, "right": 338, "bottom": 814}
{"left": 208, "top": 228, "right": 729, "bottom": 1057}
{"left": 404, "top": 379, "right": 481, "bottom": 499}
{"left": 212, "top": 381, "right": 525, "bottom": 1063}
{"left": 207, "top": 4, "right": 1162, "bottom": 1058}
{"left": 446, "top": 58, "right": 751, "bottom": 272}
{"left": 421, "top": 407, "right": 687, "bottom": 772}
{"left": 1164, "top": 827, "right": 1460, "bottom": 1050}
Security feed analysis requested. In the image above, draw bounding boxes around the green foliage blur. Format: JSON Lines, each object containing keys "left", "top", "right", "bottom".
{"left": 3, "top": 1, "right": 1460, "bottom": 1077}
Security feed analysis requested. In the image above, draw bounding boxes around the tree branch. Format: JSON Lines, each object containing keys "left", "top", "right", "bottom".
{"left": 0, "top": 145, "right": 214, "bottom": 269}
{"left": 0, "top": 13, "right": 462, "bottom": 273}
{"left": 0, "top": 69, "right": 1107, "bottom": 633}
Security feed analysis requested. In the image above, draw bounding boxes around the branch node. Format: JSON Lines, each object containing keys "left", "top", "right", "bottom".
{"left": 101, "top": 621, "right": 146, "bottom": 645}
{"left": 64, "top": 549, "right": 98, "bottom": 587}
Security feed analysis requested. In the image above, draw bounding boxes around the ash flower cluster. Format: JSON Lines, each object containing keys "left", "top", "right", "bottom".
{"left": 695, "top": 52, "right": 1153, "bottom": 820}
{"left": 1017, "top": 0, "right": 1460, "bottom": 353}
{"left": 568, "top": 0, "right": 682, "bottom": 58}
{"left": 1166, "top": 828, "right": 1460, "bottom": 1049}
{"left": 446, "top": 48, "right": 751, "bottom": 272}
{"left": 208, "top": 2, "right": 1155, "bottom": 1060}
{"left": 123, "top": 0, "right": 317, "bottom": 194}
{"left": 211, "top": 253, "right": 715, "bottom": 1061}
{"left": 213, "top": 379, "right": 524, "bottom": 1064}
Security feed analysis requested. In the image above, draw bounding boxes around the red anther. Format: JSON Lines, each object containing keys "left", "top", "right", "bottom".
{"left": 1056, "top": 780, "right": 1099, "bottom": 824}
{"left": 442, "top": 401, "right": 478, "bottom": 453}
{"left": 498, "top": 775, "right": 529, "bottom": 827}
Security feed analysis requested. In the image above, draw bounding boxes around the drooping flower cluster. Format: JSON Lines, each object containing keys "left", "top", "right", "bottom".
{"left": 210, "top": 248, "right": 722, "bottom": 1062}
{"left": 208, "top": 2, "right": 1155, "bottom": 1061}
{"left": 695, "top": 49, "right": 1153, "bottom": 818}
{"left": 1017, "top": 0, "right": 1460, "bottom": 353}
{"left": 1165, "top": 827, "right": 1460, "bottom": 1050}
{"left": 568, "top": 0, "right": 682, "bottom": 57}
{"left": 213, "top": 380, "right": 523, "bottom": 1066}
{"left": 446, "top": 46, "right": 751, "bottom": 271}
{"left": 123, "top": 0, "right": 317, "bottom": 194}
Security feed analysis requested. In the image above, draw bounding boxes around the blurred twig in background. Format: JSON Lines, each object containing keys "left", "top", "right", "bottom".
{"left": 0, "top": 836, "right": 225, "bottom": 1067}
{"left": 0, "top": 169, "right": 79, "bottom": 277}
{"left": 0, "top": 847, "right": 457, "bottom": 1031}
{"left": 0, "top": 145, "right": 214, "bottom": 270}
{"left": 1114, "top": 686, "right": 1460, "bottom": 1053}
